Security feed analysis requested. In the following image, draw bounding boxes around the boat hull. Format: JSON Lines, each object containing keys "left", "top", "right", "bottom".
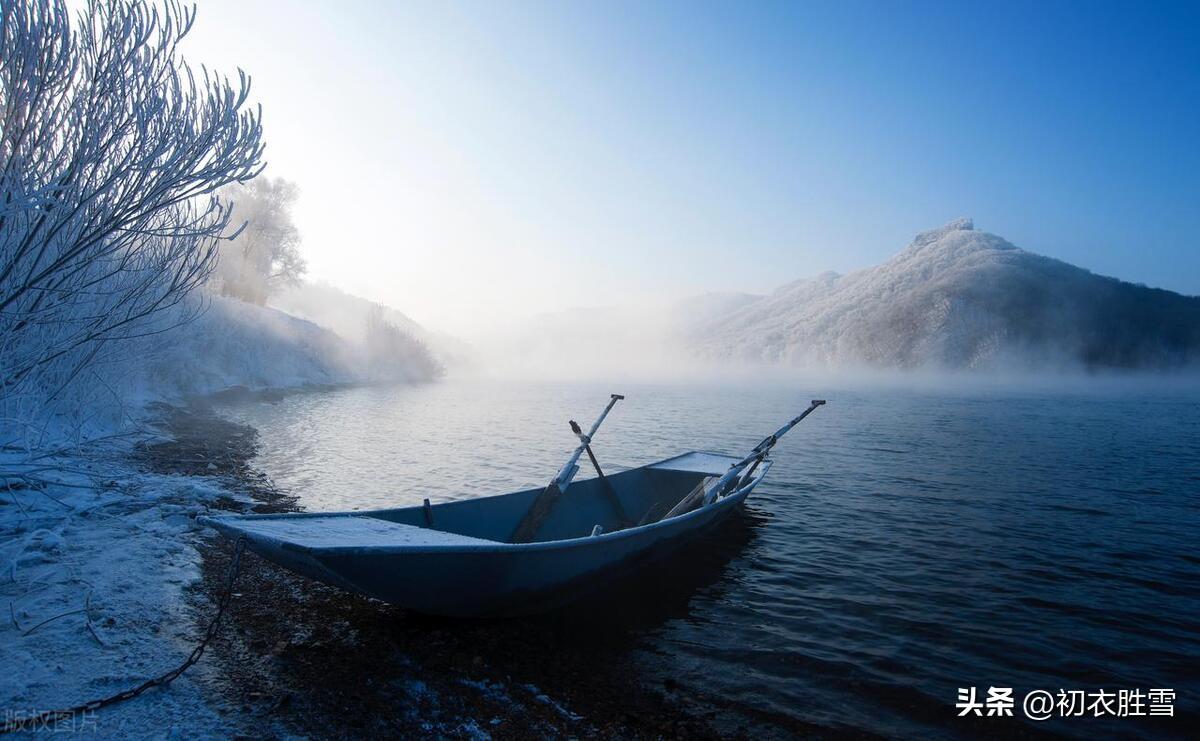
{"left": 320, "top": 488, "right": 750, "bottom": 616}
{"left": 201, "top": 452, "right": 769, "bottom": 617}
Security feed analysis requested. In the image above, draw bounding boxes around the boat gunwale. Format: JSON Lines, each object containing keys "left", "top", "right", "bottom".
{"left": 199, "top": 452, "right": 771, "bottom": 555}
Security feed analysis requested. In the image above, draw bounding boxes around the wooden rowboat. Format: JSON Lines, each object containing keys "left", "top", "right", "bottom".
{"left": 199, "top": 398, "right": 825, "bottom": 617}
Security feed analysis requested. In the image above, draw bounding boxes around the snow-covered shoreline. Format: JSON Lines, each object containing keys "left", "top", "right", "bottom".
{"left": 0, "top": 425, "right": 248, "bottom": 737}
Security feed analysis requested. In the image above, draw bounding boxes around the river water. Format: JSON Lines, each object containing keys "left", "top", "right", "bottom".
{"left": 219, "top": 377, "right": 1200, "bottom": 737}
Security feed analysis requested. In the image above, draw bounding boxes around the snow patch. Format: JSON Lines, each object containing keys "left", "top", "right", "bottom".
{"left": 0, "top": 444, "right": 250, "bottom": 736}
{"left": 910, "top": 216, "right": 974, "bottom": 248}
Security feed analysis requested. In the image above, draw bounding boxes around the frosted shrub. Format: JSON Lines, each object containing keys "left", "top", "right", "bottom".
{"left": 0, "top": 0, "right": 264, "bottom": 444}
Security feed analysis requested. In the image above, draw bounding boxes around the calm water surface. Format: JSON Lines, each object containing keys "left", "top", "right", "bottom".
{"left": 220, "top": 378, "right": 1200, "bottom": 737}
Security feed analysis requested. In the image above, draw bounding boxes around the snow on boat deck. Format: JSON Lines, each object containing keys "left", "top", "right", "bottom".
{"left": 215, "top": 515, "right": 498, "bottom": 549}
{"left": 647, "top": 451, "right": 741, "bottom": 475}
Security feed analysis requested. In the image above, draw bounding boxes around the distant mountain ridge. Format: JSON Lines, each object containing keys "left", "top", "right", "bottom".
{"left": 688, "top": 219, "right": 1200, "bottom": 370}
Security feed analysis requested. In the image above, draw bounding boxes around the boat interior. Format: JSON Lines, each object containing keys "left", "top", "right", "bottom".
{"left": 373, "top": 451, "right": 744, "bottom": 543}
{"left": 215, "top": 452, "right": 750, "bottom": 548}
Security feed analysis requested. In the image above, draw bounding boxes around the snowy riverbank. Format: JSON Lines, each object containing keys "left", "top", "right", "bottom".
{"left": 0, "top": 421, "right": 246, "bottom": 736}
{"left": 128, "top": 294, "right": 442, "bottom": 401}
{"left": 2, "top": 398, "right": 719, "bottom": 737}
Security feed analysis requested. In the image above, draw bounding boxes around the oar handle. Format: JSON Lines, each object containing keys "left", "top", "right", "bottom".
{"left": 555, "top": 393, "right": 625, "bottom": 486}
{"left": 586, "top": 394, "right": 624, "bottom": 438}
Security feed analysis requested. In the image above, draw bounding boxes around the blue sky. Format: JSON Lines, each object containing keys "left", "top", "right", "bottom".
{"left": 187, "top": 0, "right": 1199, "bottom": 335}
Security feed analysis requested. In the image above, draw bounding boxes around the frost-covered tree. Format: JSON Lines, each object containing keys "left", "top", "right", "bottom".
{"left": 0, "top": 0, "right": 264, "bottom": 424}
{"left": 364, "top": 305, "right": 444, "bottom": 381}
{"left": 211, "top": 176, "right": 305, "bottom": 305}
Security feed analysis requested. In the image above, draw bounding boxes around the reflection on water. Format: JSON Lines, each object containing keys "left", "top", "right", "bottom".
{"left": 220, "top": 378, "right": 1200, "bottom": 737}
{"left": 548, "top": 509, "right": 767, "bottom": 630}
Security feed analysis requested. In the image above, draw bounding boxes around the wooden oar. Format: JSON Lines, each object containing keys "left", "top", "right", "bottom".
{"left": 661, "top": 475, "right": 718, "bottom": 519}
{"left": 649, "top": 399, "right": 828, "bottom": 524}
{"left": 701, "top": 399, "right": 826, "bottom": 506}
{"left": 510, "top": 394, "right": 625, "bottom": 543}
{"left": 570, "top": 418, "right": 633, "bottom": 528}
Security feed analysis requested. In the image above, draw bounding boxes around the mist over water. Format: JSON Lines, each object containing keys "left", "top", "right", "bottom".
{"left": 221, "top": 376, "right": 1200, "bottom": 737}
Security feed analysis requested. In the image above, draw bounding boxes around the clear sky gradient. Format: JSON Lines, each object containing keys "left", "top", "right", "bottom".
{"left": 184, "top": 1, "right": 1200, "bottom": 336}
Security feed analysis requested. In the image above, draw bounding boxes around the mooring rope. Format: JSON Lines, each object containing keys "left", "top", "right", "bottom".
{"left": 2, "top": 537, "right": 247, "bottom": 734}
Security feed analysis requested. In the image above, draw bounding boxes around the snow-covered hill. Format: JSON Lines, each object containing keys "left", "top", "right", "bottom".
{"left": 688, "top": 219, "right": 1200, "bottom": 371}
{"left": 131, "top": 296, "right": 357, "bottom": 398}
{"left": 113, "top": 293, "right": 445, "bottom": 409}
{"left": 270, "top": 281, "right": 475, "bottom": 370}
